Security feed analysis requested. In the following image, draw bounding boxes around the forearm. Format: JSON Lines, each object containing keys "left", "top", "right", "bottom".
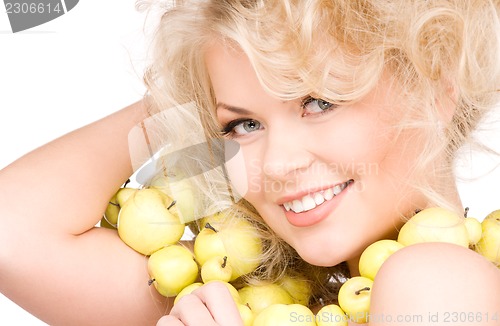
{"left": 0, "top": 99, "right": 151, "bottom": 238}
{"left": 0, "top": 99, "right": 176, "bottom": 324}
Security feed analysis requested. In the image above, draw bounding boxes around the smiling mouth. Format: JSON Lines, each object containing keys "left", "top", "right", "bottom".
{"left": 282, "top": 179, "right": 354, "bottom": 214}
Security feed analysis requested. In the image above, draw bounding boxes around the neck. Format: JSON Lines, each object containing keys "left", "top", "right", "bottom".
{"left": 426, "top": 174, "right": 464, "bottom": 214}
{"left": 345, "top": 179, "right": 463, "bottom": 278}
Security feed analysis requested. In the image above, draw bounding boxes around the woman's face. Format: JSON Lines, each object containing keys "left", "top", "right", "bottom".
{"left": 206, "top": 44, "right": 429, "bottom": 268}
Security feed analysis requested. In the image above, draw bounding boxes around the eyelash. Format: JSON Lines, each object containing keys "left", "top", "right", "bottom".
{"left": 220, "top": 118, "right": 250, "bottom": 137}
{"left": 220, "top": 97, "right": 338, "bottom": 137}
{"left": 300, "top": 96, "right": 338, "bottom": 116}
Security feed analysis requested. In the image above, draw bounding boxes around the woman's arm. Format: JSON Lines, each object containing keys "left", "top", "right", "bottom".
{"left": 0, "top": 99, "right": 172, "bottom": 325}
{"left": 370, "top": 242, "right": 500, "bottom": 326}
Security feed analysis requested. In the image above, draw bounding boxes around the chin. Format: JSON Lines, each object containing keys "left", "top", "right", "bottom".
{"left": 303, "top": 256, "right": 342, "bottom": 268}
{"left": 293, "top": 242, "right": 352, "bottom": 268}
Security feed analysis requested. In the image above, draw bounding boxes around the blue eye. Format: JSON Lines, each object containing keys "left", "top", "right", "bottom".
{"left": 221, "top": 119, "right": 262, "bottom": 137}
{"left": 302, "top": 97, "right": 336, "bottom": 116}
{"left": 235, "top": 120, "right": 261, "bottom": 134}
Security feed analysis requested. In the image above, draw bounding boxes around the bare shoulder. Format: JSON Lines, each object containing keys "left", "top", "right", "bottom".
{"left": 370, "top": 242, "right": 500, "bottom": 326}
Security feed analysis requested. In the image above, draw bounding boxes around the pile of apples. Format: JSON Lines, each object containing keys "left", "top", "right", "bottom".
{"left": 101, "top": 176, "right": 313, "bottom": 325}
{"left": 102, "top": 178, "right": 500, "bottom": 326}
{"left": 325, "top": 207, "right": 500, "bottom": 325}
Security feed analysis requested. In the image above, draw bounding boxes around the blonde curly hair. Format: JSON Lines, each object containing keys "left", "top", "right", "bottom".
{"left": 138, "top": 0, "right": 500, "bottom": 304}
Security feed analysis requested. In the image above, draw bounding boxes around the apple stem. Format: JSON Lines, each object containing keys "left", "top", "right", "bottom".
{"left": 464, "top": 207, "right": 469, "bottom": 218}
{"left": 123, "top": 179, "right": 131, "bottom": 188}
{"left": 221, "top": 256, "right": 228, "bottom": 268}
{"left": 205, "top": 223, "right": 218, "bottom": 232}
{"left": 355, "top": 287, "right": 371, "bottom": 295}
{"left": 148, "top": 279, "right": 155, "bottom": 286}
{"left": 167, "top": 200, "right": 177, "bottom": 210}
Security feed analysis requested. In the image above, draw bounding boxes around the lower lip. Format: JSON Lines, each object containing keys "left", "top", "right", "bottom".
{"left": 283, "top": 181, "right": 353, "bottom": 227}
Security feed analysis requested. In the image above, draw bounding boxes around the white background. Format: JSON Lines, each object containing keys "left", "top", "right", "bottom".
{"left": 0, "top": 1, "right": 499, "bottom": 325}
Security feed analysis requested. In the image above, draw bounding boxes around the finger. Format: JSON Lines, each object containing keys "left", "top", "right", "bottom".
{"left": 170, "top": 293, "right": 218, "bottom": 326}
{"left": 192, "top": 281, "right": 243, "bottom": 326}
{"left": 156, "top": 315, "right": 185, "bottom": 326}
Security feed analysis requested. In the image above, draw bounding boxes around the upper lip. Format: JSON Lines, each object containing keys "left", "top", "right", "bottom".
{"left": 275, "top": 180, "right": 352, "bottom": 206}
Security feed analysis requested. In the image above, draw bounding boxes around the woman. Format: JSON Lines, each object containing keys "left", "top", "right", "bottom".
{"left": 1, "top": 0, "right": 499, "bottom": 325}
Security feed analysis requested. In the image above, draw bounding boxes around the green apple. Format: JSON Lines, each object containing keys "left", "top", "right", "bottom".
{"left": 199, "top": 211, "right": 227, "bottom": 230}
{"left": 116, "top": 187, "right": 139, "bottom": 207}
{"left": 237, "top": 303, "right": 254, "bottom": 326}
{"left": 252, "top": 303, "right": 316, "bottom": 326}
{"left": 215, "top": 218, "right": 263, "bottom": 280}
{"left": 147, "top": 245, "right": 199, "bottom": 297}
{"left": 194, "top": 224, "right": 227, "bottom": 266}
{"left": 103, "top": 187, "right": 139, "bottom": 227}
{"left": 201, "top": 256, "right": 232, "bottom": 283}
{"left": 174, "top": 281, "right": 242, "bottom": 306}
{"left": 463, "top": 207, "right": 482, "bottom": 246}
{"left": 194, "top": 219, "right": 263, "bottom": 281}
{"left": 397, "top": 207, "right": 469, "bottom": 248}
{"left": 238, "top": 283, "right": 294, "bottom": 315}
{"left": 199, "top": 209, "right": 243, "bottom": 229}
{"left": 358, "top": 239, "right": 405, "bottom": 280}
{"left": 103, "top": 193, "right": 120, "bottom": 227}
{"left": 149, "top": 172, "right": 196, "bottom": 224}
{"left": 476, "top": 210, "right": 500, "bottom": 266}
{"left": 485, "top": 209, "right": 500, "bottom": 220}
{"left": 464, "top": 217, "right": 482, "bottom": 246}
{"left": 338, "top": 276, "right": 373, "bottom": 324}
{"left": 99, "top": 216, "right": 117, "bottom": 230}
{"left": 174, "top": 282, "right": 203, "bottom": 305}
{"left": 118, "top": 188, "right": 186, "bottom": 255}
{"left": 316, "top": 304, "right": 348, "bottom": 326}
{"left": 279, "top": 274, "right": 312, "bottom": 306}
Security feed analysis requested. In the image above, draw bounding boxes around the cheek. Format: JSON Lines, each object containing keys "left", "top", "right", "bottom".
{"left": 225, "top": 143, "right": 264, "bottom": 200}
{"left": 313, "top": 112, "right": 394, "bottom": 177}
{"left": 312, "top": 110, "right": 422, "bottom": 214}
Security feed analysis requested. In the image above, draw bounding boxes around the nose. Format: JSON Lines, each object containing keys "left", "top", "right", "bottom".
{"left": 262, "top": 127, "right": 313, "bottom": 181}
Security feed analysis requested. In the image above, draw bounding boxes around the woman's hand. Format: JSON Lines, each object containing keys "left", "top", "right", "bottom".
{"left": 157, "top": 281, "right": 244, "bottom": 326}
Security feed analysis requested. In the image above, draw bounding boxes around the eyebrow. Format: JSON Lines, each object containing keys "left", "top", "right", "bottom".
{"left": 216, "top": 102, "right": 253, "bottom": 115}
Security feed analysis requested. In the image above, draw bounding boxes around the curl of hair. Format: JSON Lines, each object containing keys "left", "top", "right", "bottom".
{"left": 138, "top": 0, "right": 500, "bottom": 303}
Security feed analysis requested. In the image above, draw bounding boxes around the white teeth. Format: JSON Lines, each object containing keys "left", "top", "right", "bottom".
{"left": 314, "top": 193, "right": 325, "bottom": 205}
{"left": 302, "top": 195, "right": 316, "bottom": 211}
{"left": 283, "top": 180, "right": 353, "bottom": 214}
{"left": 324, "top": 188, "right": 334, "bottom": 201}
{"left": 291, "top": 199, "right": 304, "bottom": 213}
